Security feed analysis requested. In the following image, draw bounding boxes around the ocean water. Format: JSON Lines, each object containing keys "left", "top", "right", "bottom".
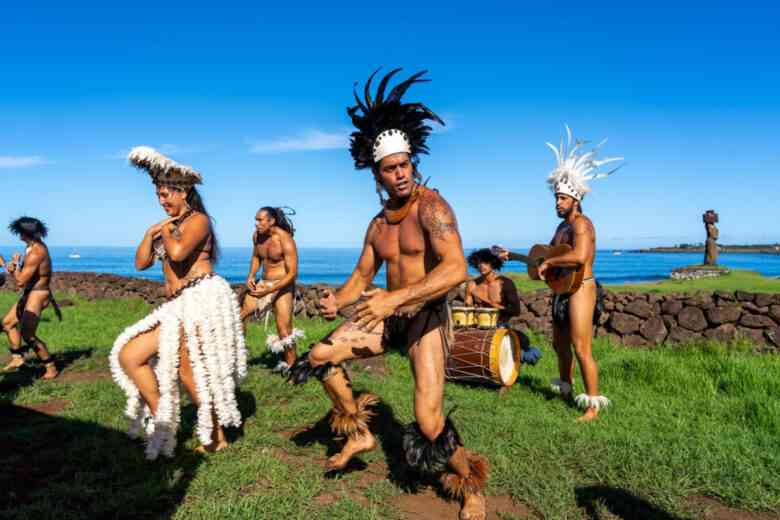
{"left": 1, "top": 246, "right": 779, "bottom": 287}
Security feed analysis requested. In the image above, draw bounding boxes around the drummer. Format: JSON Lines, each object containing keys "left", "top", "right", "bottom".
{"left": 465, "top": 249, "right": 541, "bottom": 365}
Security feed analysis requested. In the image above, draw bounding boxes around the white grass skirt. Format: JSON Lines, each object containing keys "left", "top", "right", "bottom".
{"left": 109, "top": 274, "right": 248, "bottom": 460}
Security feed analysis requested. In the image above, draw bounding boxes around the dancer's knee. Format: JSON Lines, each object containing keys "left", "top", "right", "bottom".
{"left": 309, "top": 343, "right": 334, "bottom": 366}
{"left": 415, "top": 412, "right": 445, "bottom": 442}
{"left": 118, "top": 344, "right": 140, "bottom": 371}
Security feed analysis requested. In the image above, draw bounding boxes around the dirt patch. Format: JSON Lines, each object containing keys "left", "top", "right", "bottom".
{"left": 686, "top": 496, "right": 780, "bottom": 520}
{"left": 20, "top": 399, "right": 70, "bottom": 416}
{"left": 57, "top": 369, "right": 110, "bottom": 384}
{"left": 394, "top": 488, "right": 533, "bottom": 519}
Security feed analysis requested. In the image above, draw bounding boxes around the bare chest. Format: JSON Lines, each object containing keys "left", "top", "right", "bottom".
{"left": 552, "top": 224, "right": 574, "bottom": 247}
{"left": 474, "top": 279, "right": 502, "bottom": 305}
{"left": 372, "top": 212, "right": 427, "bottom": 264}
{"left": 256, "top": 237, "right": 284, "bottom": 263}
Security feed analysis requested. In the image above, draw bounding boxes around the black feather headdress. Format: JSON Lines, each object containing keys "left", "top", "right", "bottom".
{"left": 9, "top": 217, "right": 48, "bottom": 239}
{"left": 348, "top": 68, "right": 445, "bottom": 170}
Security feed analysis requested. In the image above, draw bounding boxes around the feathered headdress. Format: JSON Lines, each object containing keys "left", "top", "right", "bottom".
{"left": 348, "top": 68, "right": 445, "bottom": 170}
{"left": 546, "top": 125, "right": 623, "bottom": 201}
{"left": 9, "top": 217, "right": 48, "bottom": 239}
{"left": 128, "top": 146, "right": 203, "bottom": 188}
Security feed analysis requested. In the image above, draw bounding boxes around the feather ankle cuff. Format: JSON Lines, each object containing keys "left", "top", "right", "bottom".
{"left": 574, "top": 394, "right": 611, "bottom": 411}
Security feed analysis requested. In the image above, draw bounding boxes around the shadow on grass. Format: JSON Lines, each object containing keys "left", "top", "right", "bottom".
{"left": 247, "top": 349, "right": 280, "bottom": 369}
{"left": 0, "top": 348, "right": 93, "bottom": 400}
{"left": 575, "top": 485, "right": 683, "bottom": 520}
{"left": 0, "top": 403, "right": 203, "bottom": 519}
{"left": 177, "top": 389, "right": 257, "bottom": 445}
{"left": 288, "top": 391, "right": 421, "bottom": 492}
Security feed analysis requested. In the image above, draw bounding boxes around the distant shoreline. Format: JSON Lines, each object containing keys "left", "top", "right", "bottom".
{"left": 636, "top": 245, "right": 780, "bottom": 254}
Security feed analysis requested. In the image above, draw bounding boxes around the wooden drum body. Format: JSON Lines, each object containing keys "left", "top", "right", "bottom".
{"left": 446, "top": 328, "right": 521, "bottom": 387}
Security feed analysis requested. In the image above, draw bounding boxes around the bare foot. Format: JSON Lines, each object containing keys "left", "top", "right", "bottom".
{"left": 325, "top": 432, "right": 377, "bottom": 471}
{"left": 195, "top": 440, "right": 229, "bottom": 454}
{"left": 3, "top": 355, "right": 25, "bottom": 372}
{"left": 460, "top": 491, "right": 486, "bottom": 520}
{"left": 41, "top": 362, "right": 59, "bottom": 380}
{"left": 576, "top": 407, "right": 599, "bottom": 422}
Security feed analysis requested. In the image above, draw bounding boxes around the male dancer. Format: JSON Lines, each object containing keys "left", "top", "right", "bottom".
{"left": 500, "top": 127, "right": 620, "bottom": 421}
{"left": 288, "top": 69, "right": 488, "bottom": 520}
{"left": 2, "top": 217, "right": 61, "bottom": 380}
{"left": 241, "top": 206, "right": 302, "bottom": 374}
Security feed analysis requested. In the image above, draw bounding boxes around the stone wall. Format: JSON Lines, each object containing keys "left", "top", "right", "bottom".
{"left": 493, "top": 288, "right": 780, "bottom": 349}
{"left": 3, "top": 272, "right": 778, "bottom": 349}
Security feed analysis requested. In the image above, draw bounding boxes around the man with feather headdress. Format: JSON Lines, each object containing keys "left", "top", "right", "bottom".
{"left": 539, "top": 126, "right": 621, "bottom": 421}
{"left": 287, "top": 68, "right": 488, "bottom": 519}
{"left": 1, "top": 217, "right": 61, "bottom": 380}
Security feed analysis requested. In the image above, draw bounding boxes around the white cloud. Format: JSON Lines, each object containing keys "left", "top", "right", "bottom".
{"left": 0, "top": 156, "right": 49, "bottom": 168}
{"left": 250, "top": 130, "right": 347, "bottom": 154}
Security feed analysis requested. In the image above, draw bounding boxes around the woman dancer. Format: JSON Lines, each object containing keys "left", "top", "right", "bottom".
{"left": 110, "top": 146, "right": 247, "bottom": 459}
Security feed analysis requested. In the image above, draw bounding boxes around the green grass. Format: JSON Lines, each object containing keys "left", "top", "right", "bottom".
{"left": 1, "top": 293, "right": 779, "bottom": 519}
{"left": 505, "top": 269, "right": 780, "bottom": 294}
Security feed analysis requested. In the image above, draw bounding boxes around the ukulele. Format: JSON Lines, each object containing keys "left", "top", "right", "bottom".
{"left": 491, "top": 244, "right": 585, "bottom": 295}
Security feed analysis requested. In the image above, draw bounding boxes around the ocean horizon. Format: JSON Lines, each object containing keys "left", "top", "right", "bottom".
{"left": 2, "top": 246, "right": 779, "bottom": 287}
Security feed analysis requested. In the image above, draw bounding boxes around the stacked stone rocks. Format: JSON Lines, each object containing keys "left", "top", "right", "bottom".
{"left": 4, "top": 272, "right": 778, "bottom": 349}
{"left": 493, "top": 289, "right": 779, "bottom": 349}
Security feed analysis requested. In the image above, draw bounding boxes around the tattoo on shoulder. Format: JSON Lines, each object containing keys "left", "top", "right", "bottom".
{"left": 419, "top": 193, "right": 459, "bottom": 240}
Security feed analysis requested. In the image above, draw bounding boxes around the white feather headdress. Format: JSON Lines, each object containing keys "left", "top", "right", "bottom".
{"left": 545, "top": 125, "right": 622, "bottom": 201}
{"left": 128, "top": 146, "right": 203, "bottom": 188}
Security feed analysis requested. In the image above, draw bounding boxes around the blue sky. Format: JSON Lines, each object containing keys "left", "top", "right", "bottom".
{"left": 1, "top": 2, "right": 778, "bottom": 250}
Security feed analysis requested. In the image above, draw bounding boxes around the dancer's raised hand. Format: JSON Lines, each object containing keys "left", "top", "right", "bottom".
{"left": 318, "top": 289, "right": 338, "bottom": 320}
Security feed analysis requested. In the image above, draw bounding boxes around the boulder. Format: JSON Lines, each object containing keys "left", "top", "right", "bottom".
{"left": 639, "top": 317, "right": 668, "bottom": 343}
{"left": 622, "top": 334, "right": 646, "bottom": 347}
{"left": 766, "top": 327, "right": 780, "bottom": 348}
{"left": 735, "top": 291, "right": 755, "bottom": 302}
{"left": 715, "top": 291, "right": 735, "bottom": 302}
{"left": 662, "top": 315, "right": 677, "bottom": 330}
{"left": 625, "top": 300, "right": 654, "bottom": 319}
{"left": 609, "top": 312, "right": 641, "bottom": 335}
{"left": 742, "top": 302, "right": 769, "bottom": 314}
{"left": 667, "top": 327, "right": 701, "bottom": 344}
{"left": 706, "top": 305, "right": 742, "bottom": 325}
{"left": 661, "top": 300, "right": 683, "bottom": 316}
{"left": 737, "top": 327, "right": 765, "bottom": 345}
{"left": 704, "top": 323, "right": 737, "bottom": 343}
{"left": 677, "top": 306, "right": 708, "bottom": 332}
{"left": 739, "top": 313, "right": 776, "bottom": 329}
{"left": 755, "top": 293, "right": 774, "bottom": 307}
{"left": 529, "top": 300, "right": 549, "bottom": 316}
{"left": 770, "top": 305, "right": 780, "bottom": 323}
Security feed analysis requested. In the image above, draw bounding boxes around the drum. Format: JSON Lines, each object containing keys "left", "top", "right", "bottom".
{"left": 446, "top": 328, "right": 521, "bottom": 387}
{"left": 474, "top": 307, "right": 498, "bottom": 329}
{"left": 451, "top": 306, "right": 476, "bottom": 328}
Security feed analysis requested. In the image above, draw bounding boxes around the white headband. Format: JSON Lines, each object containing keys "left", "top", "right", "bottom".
{"left": 554, "top": 179, "right": 583, "bottom": 201}
{"left": 372, "top": 129, "right": 411, "bottom": 163}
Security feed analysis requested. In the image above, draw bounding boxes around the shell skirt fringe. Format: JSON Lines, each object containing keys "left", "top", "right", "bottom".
{"left": 109, "top": 275, "right": 248, "bottom": 460}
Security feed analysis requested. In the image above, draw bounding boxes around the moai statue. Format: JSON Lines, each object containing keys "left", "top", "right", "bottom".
{"left": 703, "top": 210, "right": 719, "bottom": 265}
